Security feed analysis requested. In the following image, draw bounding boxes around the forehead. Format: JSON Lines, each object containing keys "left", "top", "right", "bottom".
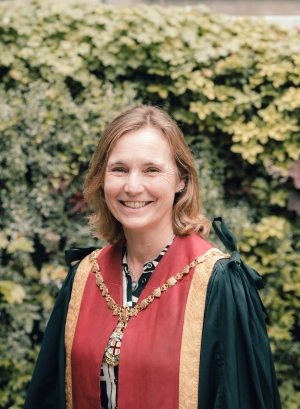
{"left": 107, "top": 127, "right": 174, "bottom": 163}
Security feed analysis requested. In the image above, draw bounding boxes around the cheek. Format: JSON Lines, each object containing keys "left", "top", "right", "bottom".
{"left": 103, "top": 183, "right": 120, "bottom": 217}
{"left": 104, "top": 176, "right": 121, "bottom": 198}
{"left": 152, "top": 183, "right": 177, "bottom": 204}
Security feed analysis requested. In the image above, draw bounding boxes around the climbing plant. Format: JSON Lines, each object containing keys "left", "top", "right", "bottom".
{"left": 0, "top": 1, "right": 299, "bottom": 408}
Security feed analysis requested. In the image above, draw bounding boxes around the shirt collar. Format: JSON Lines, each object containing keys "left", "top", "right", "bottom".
{"left": 122, "top": 237, "right": 175, "bottom": 276}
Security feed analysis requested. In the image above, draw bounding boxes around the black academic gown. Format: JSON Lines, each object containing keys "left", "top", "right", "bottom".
{"left": 24, "top": 223, "right": 282, "bottom": 409}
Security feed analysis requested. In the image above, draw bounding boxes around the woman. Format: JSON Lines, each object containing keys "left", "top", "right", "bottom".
{"left": 24, "top": 106, "right": 281, "bottom": 409}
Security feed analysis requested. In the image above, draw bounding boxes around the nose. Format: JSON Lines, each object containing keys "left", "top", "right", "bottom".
{"left": 124, "top": 171, "right": 144, "bottom": 194}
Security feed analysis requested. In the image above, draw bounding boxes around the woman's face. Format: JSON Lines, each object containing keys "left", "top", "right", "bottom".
{"left": 104, "top": 127, "right": 184, "bottom": 236}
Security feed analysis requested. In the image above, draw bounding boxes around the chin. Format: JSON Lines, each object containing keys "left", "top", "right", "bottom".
{"left": 121, "top": 218, "right": 155, "bottom": 233}
{"left": 123, "top": 223, "right": 150, "bottom": 232}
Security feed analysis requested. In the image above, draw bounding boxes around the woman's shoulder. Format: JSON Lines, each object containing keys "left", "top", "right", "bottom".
{"left": 208, "top": 250, "right": 264, "bottom": 291}
{"left": 205, "top": 252, "right": 267, "bottom": 323}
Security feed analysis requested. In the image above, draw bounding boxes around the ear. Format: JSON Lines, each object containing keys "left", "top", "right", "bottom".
{"left": 176, "top": 179, "right": 185, "bottom": 193}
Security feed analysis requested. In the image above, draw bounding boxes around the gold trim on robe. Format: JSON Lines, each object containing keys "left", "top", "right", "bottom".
{"left": 65, "top": 249, "right": 103, "bottom": 409}
{"left": 179, "top": 248, "right": 230, "bottom": 409}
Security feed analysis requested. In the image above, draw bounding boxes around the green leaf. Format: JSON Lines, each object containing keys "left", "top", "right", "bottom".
{"left": 0, "top": 281, "right": 26, "bottom": 304}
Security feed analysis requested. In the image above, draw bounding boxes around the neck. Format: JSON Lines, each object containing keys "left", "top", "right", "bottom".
{"left": 124, "top": 224, "right": 175, "bottom": 279}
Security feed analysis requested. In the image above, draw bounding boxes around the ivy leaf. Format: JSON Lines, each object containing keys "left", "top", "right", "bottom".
{"left": 7, "top": 237, "right": 34, "bottom": 254}
{"left": 0, "top": 281, "right": 26, "bottom": 304}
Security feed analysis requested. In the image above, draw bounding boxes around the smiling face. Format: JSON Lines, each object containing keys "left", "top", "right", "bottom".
{"left": 104, "top": 127, "right": 185, "bottom": 237}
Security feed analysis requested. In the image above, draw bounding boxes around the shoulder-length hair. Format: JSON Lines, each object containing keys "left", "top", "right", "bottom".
{"left": 83, "top": 105, "right": 211, "bottom": 243}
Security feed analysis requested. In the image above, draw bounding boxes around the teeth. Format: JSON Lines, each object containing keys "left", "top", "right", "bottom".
{"left": 123, "top": 201, "right": 148, "bottom": 208}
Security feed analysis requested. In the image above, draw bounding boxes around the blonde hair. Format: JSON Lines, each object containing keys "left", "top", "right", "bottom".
{"left": 83, "top": 105, "right": 211, "bottom": 243}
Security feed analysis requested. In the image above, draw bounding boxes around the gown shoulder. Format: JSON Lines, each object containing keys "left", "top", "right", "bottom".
{"left": 24, "top": 246, "right": 101, "bottom": 409}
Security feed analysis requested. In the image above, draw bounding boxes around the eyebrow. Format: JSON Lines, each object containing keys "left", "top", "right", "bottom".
{"left": 143, "top": 161, "right": 164, "bottom": 167}
{"left": 107, "top": 161, "right": 126, "bottom": 166}
{"left": 107, "top": 161, "right": 164, "bottom": 167}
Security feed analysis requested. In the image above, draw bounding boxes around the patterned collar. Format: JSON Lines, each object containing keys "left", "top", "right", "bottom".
{"left": 122, "top": 237, "right": 175, "bottom": 276}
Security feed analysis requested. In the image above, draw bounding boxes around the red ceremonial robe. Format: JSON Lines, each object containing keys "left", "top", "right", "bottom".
{"left": 23, "top": 217, "right": 282, "bottom": 409}
{"left": 66, "top": 234, "right": 217, "bottom": 409}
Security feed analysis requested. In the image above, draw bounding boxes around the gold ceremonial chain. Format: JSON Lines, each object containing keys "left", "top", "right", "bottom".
{"left": 89, "top": 248, "right": 225, "bottom": 365}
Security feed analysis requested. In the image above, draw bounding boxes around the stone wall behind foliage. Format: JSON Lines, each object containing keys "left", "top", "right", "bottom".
{"left": 105, "top": 0, "right": 300, "bottom": 16}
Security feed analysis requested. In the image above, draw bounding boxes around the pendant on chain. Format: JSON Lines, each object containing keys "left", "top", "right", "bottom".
{"left": 104, "top": 321, "right": 127, "bottom": 366}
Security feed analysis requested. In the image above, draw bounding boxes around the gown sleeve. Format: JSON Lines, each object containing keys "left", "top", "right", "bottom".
{"left": 198, "top": 257, "right": 282, "bottom": 409}
{"left": 24, "top": 246, "right": 101, "bottom": 409}
{"left": 23, "top": 262, "right": 78, "bottom": 409}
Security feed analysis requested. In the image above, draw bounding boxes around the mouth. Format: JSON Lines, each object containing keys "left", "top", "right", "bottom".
{"left": 121, "top": 201, "right": 152, "bottom": 209}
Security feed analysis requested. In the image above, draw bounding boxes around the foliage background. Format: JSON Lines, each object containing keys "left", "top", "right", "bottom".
{"left": 0, "top": 0, "right": 300, "bottom": 408}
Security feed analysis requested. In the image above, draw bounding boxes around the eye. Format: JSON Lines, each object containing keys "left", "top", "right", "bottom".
{"left": 111, "top": 167, "right": 127, "bottom": 173}
{"left": 145, "top": 167, "right": 159, "bottom": 173}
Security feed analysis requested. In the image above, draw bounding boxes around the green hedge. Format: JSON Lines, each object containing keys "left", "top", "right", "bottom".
{"left": 0, "top": 1, "right": 299, "bottom": 408}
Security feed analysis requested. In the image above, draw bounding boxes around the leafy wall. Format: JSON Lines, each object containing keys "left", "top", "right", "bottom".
{"left": 0, "top": 1, "right": 299, "bottom": 408}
